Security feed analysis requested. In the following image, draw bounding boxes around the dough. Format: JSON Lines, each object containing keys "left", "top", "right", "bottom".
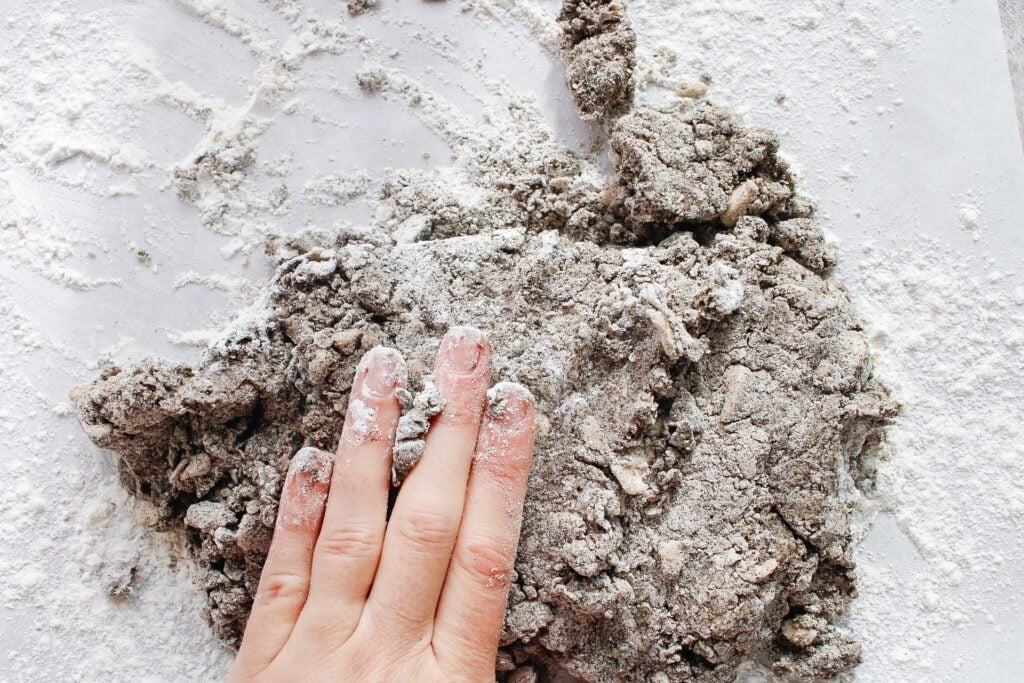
{"left": 71, "top": 3, "right": 895, "bottom": 679}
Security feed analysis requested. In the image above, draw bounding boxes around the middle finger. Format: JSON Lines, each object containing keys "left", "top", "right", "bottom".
{"left": 363, "top": 327, "right": 492, "bottom": 640}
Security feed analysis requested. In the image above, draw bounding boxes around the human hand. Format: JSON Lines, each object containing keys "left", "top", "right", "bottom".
{"left": 228, "top": 328, "right": 536, "bottom": 682}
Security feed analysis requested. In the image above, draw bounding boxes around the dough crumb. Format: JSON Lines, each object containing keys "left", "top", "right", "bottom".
{"left": 347, "top": 0, "right": 377, "bottom": 15}
{"left": 611, "top": 100, "right": 796, "bottom": 226}
{"left": 393, "top": 381, "right": 445, "bottom": 486}
{"left": 558, "top": 0, "right": 636, "bottom": 121}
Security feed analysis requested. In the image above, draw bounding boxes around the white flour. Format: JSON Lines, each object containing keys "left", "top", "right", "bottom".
{"left": 1, "top": 0, "right": 1022, "bottom": 680}
{"left": 845, "top": 240, "right": 1024, "bottom": 677}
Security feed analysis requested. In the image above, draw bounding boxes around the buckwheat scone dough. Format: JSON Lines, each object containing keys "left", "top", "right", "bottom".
{"left": 73, "top": 217, "right": 893, "bottom": 681}
{"left": 558, "top": 0, "right": 636, "bottom": 121}
{"left": 71, "top": 3, "right": 895, "bottom": 680}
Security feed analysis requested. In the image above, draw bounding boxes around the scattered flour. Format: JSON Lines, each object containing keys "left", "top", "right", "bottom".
{"left": 957, "top": 201, "right": 984, "bottom": 242}
{"left": 166, "top": 327, "right": 223, "bottom": 348}
{"left": 842, "top": 237, "right": 1024, "bottom": 678}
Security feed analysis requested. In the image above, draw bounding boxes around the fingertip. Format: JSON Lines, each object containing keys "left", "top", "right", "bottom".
{"left": 238, "top": 446, "right": 333, "bottom": 674}
{"left": 484, "top": 381, "right": 536, "bottom": 430}
{"left": 354, "top": 345, "right": 408, "bottom": 399}
{"left": 278, "top": 446, "right": 333, "bottom": 531}
{"left": 343, "top": 346, "right": 407, "bottom": 447}
{"left": 434, "top": 327, "right": 493, "bottom": 426}
{"left": 436, "top": 326, "right": 492, "bottom": 378}
{"left": 475, "top": 382, "right": 536, "bottom": 477}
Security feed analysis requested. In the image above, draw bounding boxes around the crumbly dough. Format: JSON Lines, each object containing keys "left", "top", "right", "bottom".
{"left": 73, "top": 216, "right": 893, "bottom": 680}
{"left": 392, "top": 382, "right": 444, "bottom": 486}
{"left": 610, "top": 101, "right": 796, "bottom": 227}
{"left": 558, "top": 0, "right": 637, "bottom": 121}
{"left": 71, "top": 2, "right": 895, "bottom": 679}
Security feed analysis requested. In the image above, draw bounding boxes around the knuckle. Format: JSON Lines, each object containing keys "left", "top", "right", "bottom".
{"left": 302, "top": 609, "right": 357, "bottom": 647}
{"left": 455, "top": 537, "right": 515, "bottom": 590}
{"left": 359, "top": 597, "right": 433, "bottom": 650}
{"left": 397, "top": 508, "right": 460, "bottom": 553}
{"left": 255, "top": 571, "right": 309, "bottom": 605}
{"left": 315, "top": 525, "right": 381, "bottom": 561}
{"left": 436, "top": 629, "right": 500, "bottom": 678}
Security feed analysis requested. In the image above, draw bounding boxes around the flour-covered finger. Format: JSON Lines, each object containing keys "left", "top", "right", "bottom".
{"left": 367, "top": 327, "right": 491, "bottom": 638}
{"left": 232, "top": 446, "right": 333, "bottom": 679}
{"left": 433, "top": 382, "right": 535, "bottom": 672}
{"left": 298, "top": 346, "right": 405, "bottom": 645}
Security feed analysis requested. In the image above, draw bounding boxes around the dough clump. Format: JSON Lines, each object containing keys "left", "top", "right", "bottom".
{"left": 72, "top": 3, "right": 894, "bottom": 679}
{"left": 559, "top": 0, "right": 636, "bottom": 121}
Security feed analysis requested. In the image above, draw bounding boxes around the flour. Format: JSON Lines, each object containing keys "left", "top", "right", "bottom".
{"left": 166, "top": 327, "right": 223, "bottom": 347}
{"left": 302, "top": 171, "right": 376, "bottom": 206}
{"left": 173, "top": 271, "right": 250, "bottom": 292}
{"left": 2, "top": 0, "right": 1022, "bottom": 681}
{"left": 956, "top": 201, "right": 984, "bottom": 241}
{"left": 345, "top": 398, "right": 380, "bottom": 442}
{"left": 0, "top": 341, "right": 233, "bottom": 681}
{"left": 842, "top": 238, "right": 1024, "bottom": 678}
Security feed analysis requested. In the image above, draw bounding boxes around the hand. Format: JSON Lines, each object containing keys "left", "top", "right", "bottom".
{"left": 228, "top": 328, "right": 536, "bottom": 682}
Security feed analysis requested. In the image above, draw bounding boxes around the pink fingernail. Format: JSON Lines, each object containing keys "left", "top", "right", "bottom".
{"left": 288, "top": 445, "right": 334, "bottom": 484}
{"left": 438, "top": 326, "right": 487, "bottom": 375}
{"left": 357, "top": 346, "right": 406, "bottom": 397}
{"left": 278, "top": 446, "right": 333, "bottom": 529}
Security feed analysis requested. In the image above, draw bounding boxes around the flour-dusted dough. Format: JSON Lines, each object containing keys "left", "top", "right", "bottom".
{"left": 72, "top": 2, "right": 895, "bottom": 679}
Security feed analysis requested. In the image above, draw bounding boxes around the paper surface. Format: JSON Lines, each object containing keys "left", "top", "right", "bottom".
{"left": 0, "top": 0, "right": 1021, "bottom": 679}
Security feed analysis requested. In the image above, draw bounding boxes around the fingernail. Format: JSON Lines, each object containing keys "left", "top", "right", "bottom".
{"left": 289, "top": 445, "right": 334, "bottom": 484}
{"left": 485, "top": 381, "right": 535, "bottom": 431}
{"left": 278, "top": 446, "right": 333, "bottom": 529}
{"left": 358, "top": 347, "right": 406, "bottom": 398}
{"left": 439, "top": 326, "right": 487, "bottom": 375}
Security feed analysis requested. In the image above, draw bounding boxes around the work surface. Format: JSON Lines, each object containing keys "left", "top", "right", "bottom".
{"left": 0, "top": 0, "right": 1022, "bottom": 680}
